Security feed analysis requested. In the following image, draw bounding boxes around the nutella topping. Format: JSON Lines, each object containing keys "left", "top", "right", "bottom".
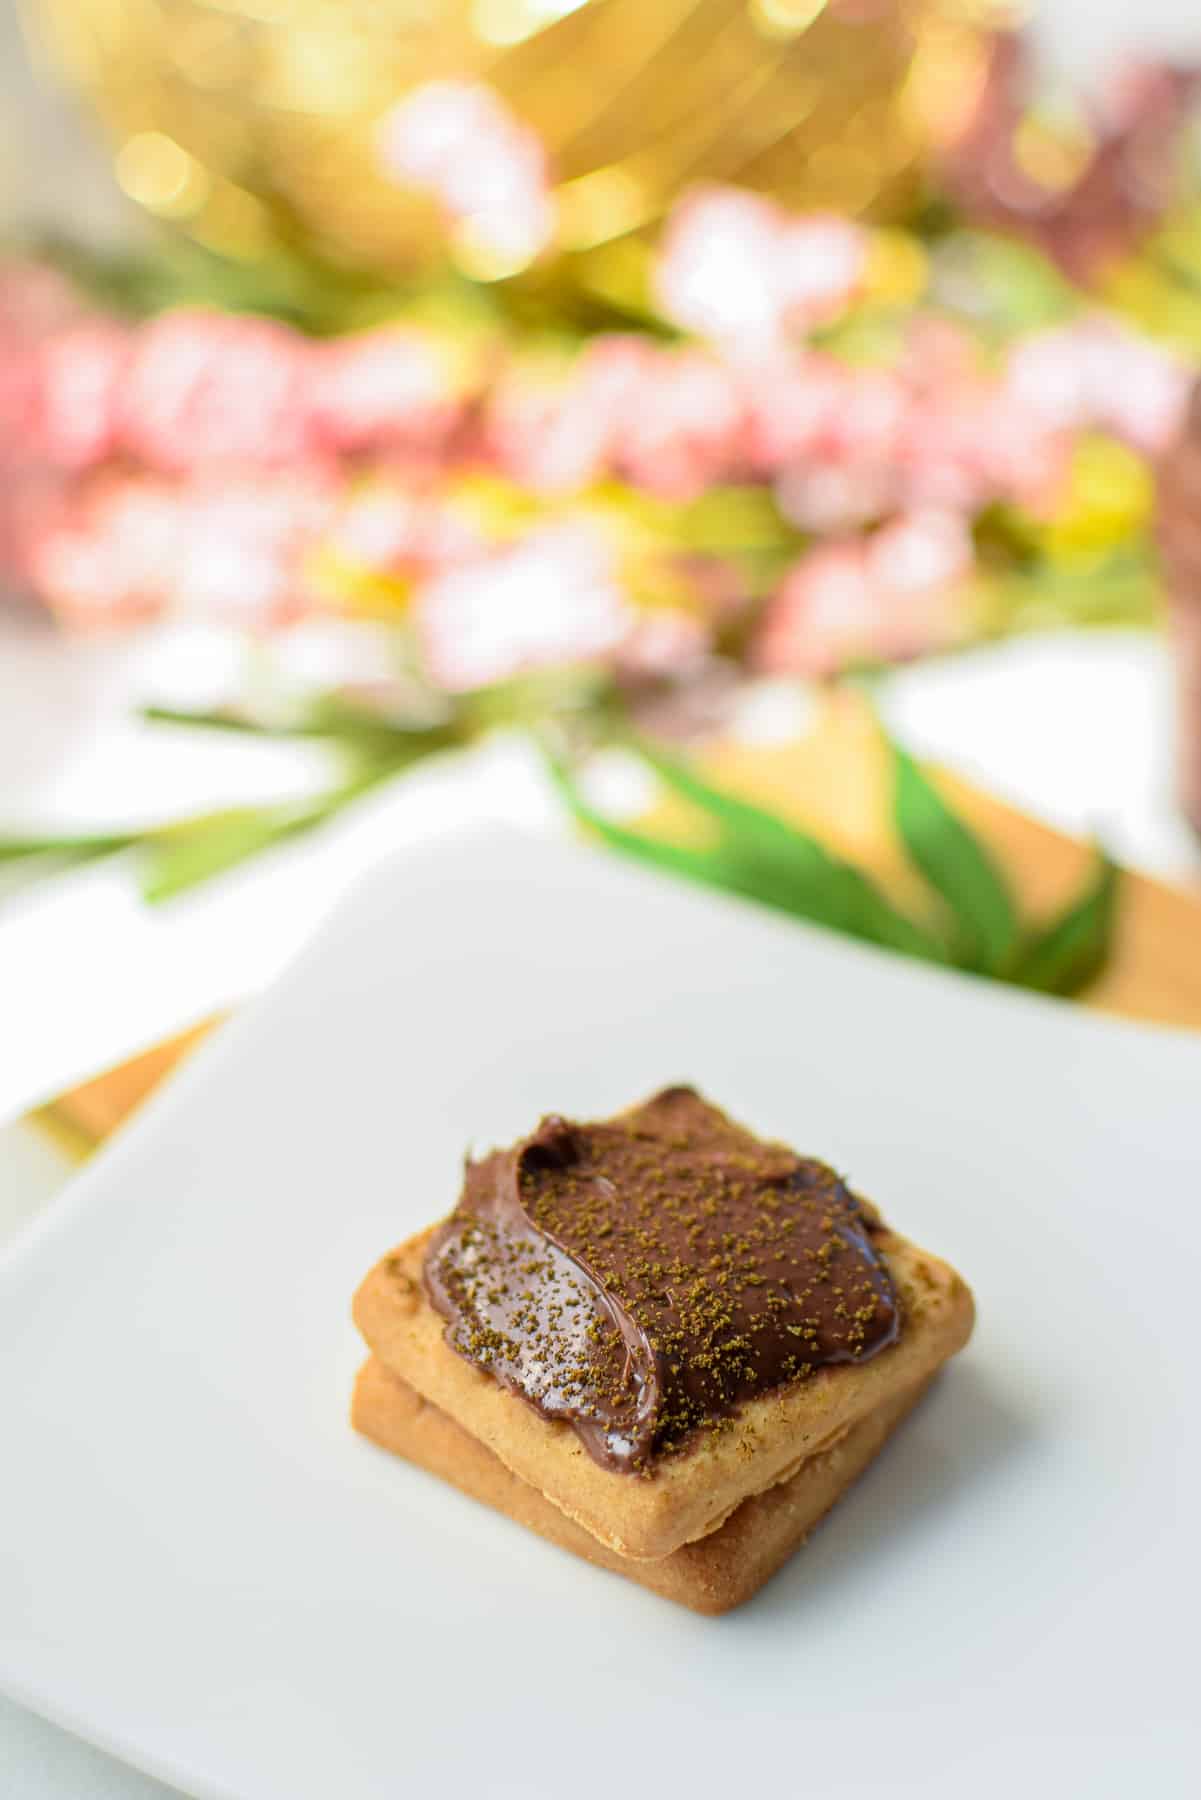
{"left": 424, "top": 1087, "right": 899, "bottom": 1473}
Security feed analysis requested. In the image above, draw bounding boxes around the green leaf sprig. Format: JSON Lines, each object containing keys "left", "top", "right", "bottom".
{"left": 0, "top": 704, "right": 459, "bottom": 905}
{"left": 546, "top": 731, "right": 1120, "bottom": 999}
{"left": 0, "top": 696, "right": 1120, "bottom": 1002}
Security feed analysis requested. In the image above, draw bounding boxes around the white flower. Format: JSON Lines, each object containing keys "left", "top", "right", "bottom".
{"left": 379, "top": 81, "right": 555, "bottom": 272}
{"left": 417, "top": 519, "right": 629, "bottom": 691}
{"left": 655, "top": 186, "right": 868, "bottom": 351}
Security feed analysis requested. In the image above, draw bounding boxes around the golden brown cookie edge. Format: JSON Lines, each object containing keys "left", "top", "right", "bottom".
{"left": 352, "top": 1357, "right": 937, "bottom": 1615}
{"left": 352, "top": 1224, "right": 973, "bottom": 1561}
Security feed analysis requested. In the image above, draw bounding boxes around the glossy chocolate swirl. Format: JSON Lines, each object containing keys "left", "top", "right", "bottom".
{"left": 424, "top": 1087, "right": 899, "bottom": 1473}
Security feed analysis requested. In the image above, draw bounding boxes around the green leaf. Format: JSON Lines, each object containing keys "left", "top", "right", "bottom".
{"left": 0, "top": 834, "right": 138, "bottom": 906}
{"left": 139, "top": 801, "right": 332, "bottom": 904}
{"left": 455, "top": 667, "right": 612, "bottom": 733}
{"left": 1012, "top": 852, "right": 1121, "bottom": 997}
{"left": 0, "top": 840, "right": 134, "bottom": 909}
{"left": 8, "top": 716, "right": 460, "bottom": 907}
{"left": 632, "top": 739, "right": 818, "bottom": 855}
{"left": 984, "top": 551, "right": 1161, "bottom": 636}
{"left": 890, "top": 740, "right": 1019, "bottom": 973}
{"left": 137, "top": 720, "right": 455, "bottom": 902}
{"left": 0, "top": 832, "right": 136, "bottom": 862}
{"left": 143, "top": 701, "right": 457, "bottom": 754}
{"left": 632, "top": 740, "right": 949, "bottom": 962}
{"left": 143, "top": 703, "right": 464, "bottom": 793}
{"left": 140, "top": 705, "right": 294, "bottom": 738}
{"left": 544, "top": 736, "right": 1121, "bottom": 1001}
{"left": 933, "top": 230, "right": 1078, "bottom": 336}
{"left": 544, "top": 764, "right": 751, "bottom": 894}
{"left": 545, "top": 744, "right": 948, "bottom": 964}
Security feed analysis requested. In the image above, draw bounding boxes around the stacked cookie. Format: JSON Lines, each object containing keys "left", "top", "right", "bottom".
{"left": 351, "top": 1089, "right": 974, "bottom": 1614}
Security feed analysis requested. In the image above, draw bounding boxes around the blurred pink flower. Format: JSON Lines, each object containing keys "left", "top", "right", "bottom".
{"left": 609, "top": 343, "right": 744, "bottom": 500}
{"left": 117, "top": 310, "right": 318, "bottom": 471}
{"left": 23, "top": 476, "right": 183, "bottom": 626}
{"left": 0, "top": 466, "right": 68, "bottom": 588}
{"left": 23, "top": 468, "right": 338, "bottom": 629}
{"left": 756, "top": 541, "right": 876, "bottom": 678}
{"left": 311, "top": 326, "right": 466, "bottom": 456}
{"left": 774, "top": 461, "right": 897, "bottom": 533}
{"left": 1004, "top": 315, "right": 1191, "bottom": 455}
{"left": 895, "top": 395, "right": 1003, "bottom": 514}
{"left": 416, "top": 518, "right": 629, "bottom": 691}
{"left": 769, "top": 320, "right": 1072, "bottom": 528}
{"left": 891, "top": 321, "right": 1071, "bottom": 515}
{"left": 170, "top": 473, "right": 337, "bottom": 623}
{"left": 755, "top": 511, "right": 972, "bottom": 677}
{"left": 776, "top": 215, "right": 870, "bottom": 329}
{"left": 379, "top": 80, "right": 555, "bottom": 270}
{"left": 655, "top": 186, "right": 867, "bottom": 350}
{"left": 970, "top": 399, "right": 1071, "bottom": 517}
{"left": 326, "top": 475, "right": 486, "bottom": 577}
{"left": 869, "top": 509, "right": 974, "bottom": 596}
{"left": 490, "top": 337, "right": 744, "bottom": 501}
{"left": 0, "top": 352, "right": 39, "bottom": 464}
{"left": 617, "top": 608, "right": 711, "bottom": 678}
{"left": 485, "top": 375, "right": 599, "bottom": 495}
{"left": 739, "top": 351, "right": 849, "bottom": 470}
{"left": 0, "top": 268, "right": 91, "bottom": 461}
{"left": 828, "top": 365, "right": 909, "bottom": 467}
{"left": 31, "top": 322, "right": 131, "bottom": 468}
{"left": 0, "top": 264, "right": 85, "bottom": 341}
{"left": 866, "top": 322, "right": 978, "bottom": 505}
{"left": 484, "top": 347, "right": 629, "bottom": 496}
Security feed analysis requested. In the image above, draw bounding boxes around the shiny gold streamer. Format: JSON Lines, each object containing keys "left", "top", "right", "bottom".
{"left": 26, "top": 0, "right": 944, "bottom": 277}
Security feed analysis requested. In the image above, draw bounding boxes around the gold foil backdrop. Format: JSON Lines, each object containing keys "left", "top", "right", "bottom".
{"left": 24, "top": 0, "right": 947, "bottom": 278}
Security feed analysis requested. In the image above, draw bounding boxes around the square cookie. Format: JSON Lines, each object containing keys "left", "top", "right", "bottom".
{"left": 352, "top": 1358, "right": 937, "bottom": 1614}
{"left": 352, "top": 1088, "right": 974, "bottom": 1560}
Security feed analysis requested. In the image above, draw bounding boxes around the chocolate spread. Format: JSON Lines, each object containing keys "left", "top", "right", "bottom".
{"left": 424, "top": 1087, "right": 899, "bottom": 1473}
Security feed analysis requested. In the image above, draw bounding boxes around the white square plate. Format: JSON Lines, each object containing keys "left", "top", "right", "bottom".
{"left": 2, "top": 829, "right": 1198, "bottom": 1799}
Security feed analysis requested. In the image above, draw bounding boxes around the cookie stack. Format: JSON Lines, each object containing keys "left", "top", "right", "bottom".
{"left": 351, "top": 1088, "right": 974, "bottom": 1614}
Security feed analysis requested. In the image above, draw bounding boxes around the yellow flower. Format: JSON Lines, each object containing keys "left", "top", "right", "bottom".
{"left": 1042, "top": 435, "right": 1154, "bottom": 558}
